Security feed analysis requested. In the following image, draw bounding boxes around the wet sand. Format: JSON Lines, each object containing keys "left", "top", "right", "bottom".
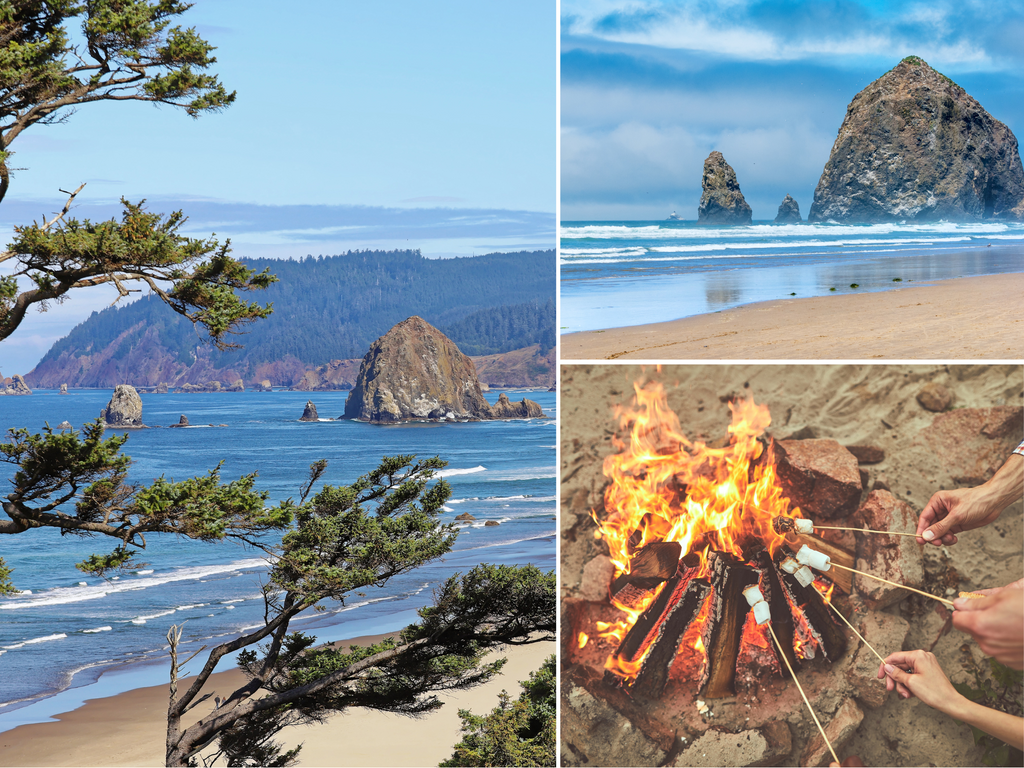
{"left": 561, "top": 273, "right": 1024, "bottom": 360}
{"left": 0, "top": 633, "right": 554, "bottom": 767}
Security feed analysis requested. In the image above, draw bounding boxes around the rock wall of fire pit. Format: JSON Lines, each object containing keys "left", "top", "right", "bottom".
{"left": 561, "top": 364, "right": 1023, "bottom": 768}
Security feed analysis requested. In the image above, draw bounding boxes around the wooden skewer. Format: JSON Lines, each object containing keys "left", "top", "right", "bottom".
{"left": 768, "top": 622, "right": 839, "bottom": 765}
{"left": 814, "top": 524, "right": 923, "bottom": 538}
{"left": 829, "top": 562, "right": 954, "bottom": 607}
{"left": 824, "top": 599, "right": 886, "bottom": 666}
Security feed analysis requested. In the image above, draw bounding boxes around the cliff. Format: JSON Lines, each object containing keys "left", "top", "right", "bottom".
{"left": 697, "top": 151, "right": 753, "bottom": 225}
{"left": 809, "top": 57, "right": 1024, "bottom": 223}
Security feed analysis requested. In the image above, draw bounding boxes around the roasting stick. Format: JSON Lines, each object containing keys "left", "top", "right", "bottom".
{"left": 828, "top": 562, "right": 954, "bottom": 607}
{"left": 771, "top": 514, "right": 920, "bottom": 538}
{"left": 767, "top": 622, "right": 840, "bottom": 765}
{"left": 823, "top": 599, "right": 886, "bottom": 665}
{"left": 812, "top": 524, "right": 922, "bottom": 538}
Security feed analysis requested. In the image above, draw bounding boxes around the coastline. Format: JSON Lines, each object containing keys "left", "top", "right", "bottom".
{"left": 561, "top": 272, "right": 1024, "bottom": 360}
{"left": 0, "top": 631, "right": 555, "bottom": 767}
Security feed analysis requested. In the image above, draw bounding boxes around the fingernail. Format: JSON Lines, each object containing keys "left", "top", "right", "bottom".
{"left": 884, "top": 664, "right": 895, "bottom": 674}
{"left": 923, "top": 530, "right": 935, "bottom": 541}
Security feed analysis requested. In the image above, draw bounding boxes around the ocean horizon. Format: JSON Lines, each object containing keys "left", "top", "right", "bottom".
{"left": 0, "top": 387, "right": 556, "bottom": 732}
{"left": 560, "top": 219, "right": 1024, "bottom": 333}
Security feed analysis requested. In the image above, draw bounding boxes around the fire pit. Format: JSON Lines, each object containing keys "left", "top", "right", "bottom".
{"left": 580, "top": 382, "right": 851, "bottom": 703}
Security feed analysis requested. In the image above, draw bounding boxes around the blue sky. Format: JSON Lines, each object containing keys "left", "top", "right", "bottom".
{"left": 0, "top": 1, "right": 555, "bottom": 374}
{"left": 561, "top": 0, "right": 1024, "bottom": 220}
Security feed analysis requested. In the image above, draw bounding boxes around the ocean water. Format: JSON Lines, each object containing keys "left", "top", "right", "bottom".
{"left": 0, "top": 388, "right": 555, "bottom": 729}
{"left": 560, "top": 220, "right": 1024, "bottom": 333}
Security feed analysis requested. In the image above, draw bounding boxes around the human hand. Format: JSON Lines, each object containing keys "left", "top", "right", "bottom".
{"left": 878, "top": 649, "right": 964, "bottom": 715}
{"left": 916, "top": 487, "right": 1001, "bottom": 546}
{"left": 953, "top": 582, "right": 1024, "bottom": 670}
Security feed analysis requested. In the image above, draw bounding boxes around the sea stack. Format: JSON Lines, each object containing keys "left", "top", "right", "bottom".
{"left": 101, "top": 385, "right": 144, "bottom": 427}
{"left": 344, "top": 316, "right": 494, "bottom": 423}
{"left": 809, "top": 56, "right": 1024, "bottom": 223}
{"left": 343, "top": 316, "right": 545, "bottom": 424}
{"left": 59, "top": 383, "right": 68, "bottom": 395}
{"left": 774, "top": 195, "right": 802, "bottom": 223}
{"left": 299, "top": 401, "right": 319, "bottom": 421}
{"left": 1, "top": 374, "right": 32, "bottom": 395}
{"left": 697, "top": 151, "right": 753, "bottom": 225}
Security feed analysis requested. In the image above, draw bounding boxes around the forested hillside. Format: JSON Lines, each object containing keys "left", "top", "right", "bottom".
{"left": 27, "top": 249, "right": 555, "bottom": 388}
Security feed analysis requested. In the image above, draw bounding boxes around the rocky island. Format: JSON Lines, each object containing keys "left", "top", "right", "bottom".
{"left": 343, "top": 317, "right": 546, "bottom": 424}
{"left": 809, "top": 56, "right": 1024, "bottom": 223}
{"left": 101, "top": 385, "right": 145, "bottom": 428}
{"left": 697, "top": 151, "right": 752, "bottom": 225}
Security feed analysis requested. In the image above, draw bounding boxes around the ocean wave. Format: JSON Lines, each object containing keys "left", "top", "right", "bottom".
{"left": 130, "top": 609, "right": 176, "bottom": 624}
{"left": 3, "top": 633, "right": 68, "bottom": 650}
{"left": 135, "top": 570, "right": 154, "bottom": 575}
{"left": 561, "top": 221, "right": 1019, "bottom": 240}
{"left": 437, "top": 465, "right": 486, "bottom": 478}
{"left": 175, "top": 603, "right": 207, "bottom": 611}
{"left": 82, "top": 626, "right": 112, "bottom": 634}
{"left": 0, "top": 558, "right": 268, "bottom": 611}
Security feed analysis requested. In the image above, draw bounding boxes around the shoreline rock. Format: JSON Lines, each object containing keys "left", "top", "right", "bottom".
{"left": 101, "top": 385, "right": 145, "bottom": 428}
{"left": 697, "top": 151, "right": 752, "bottom": 225}
{"left": 774, "top": 194, "right": 802, "bottom": 223}
{"left": 299, "top": 401, "right": 320, "bottom": 422}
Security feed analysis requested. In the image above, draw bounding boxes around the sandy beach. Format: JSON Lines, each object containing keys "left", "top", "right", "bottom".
{"left": 561, "top": 272, "right": 1024, "bottom": 360}
{"left": 0, "top": 633, "right": 554, "bottom": 767}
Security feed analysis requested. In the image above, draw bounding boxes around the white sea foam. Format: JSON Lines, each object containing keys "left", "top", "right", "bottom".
{"left": 82, "top": 626, "right": 112, "bottom": 633}
{"left": 0, "top": 558, "right": 267, "bottom": 611}
{"left": 437, "top": 465, "right": 486, "bottom": 478}
{"left": 130, "top": 609, "right": 176, "bottom": 624}
{"left": 3, "top": 633, "right": 68, "bottom": 649}
{"left": 561, "top": 221, "right": 1018, "bottom": 240}
{"left": 135, "top": 570, "right": 154, "bottom": 575}
{"left": 175, "top": 603, "right": 207, "bottom": 611}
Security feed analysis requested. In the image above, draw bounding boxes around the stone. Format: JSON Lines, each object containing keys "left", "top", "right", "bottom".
{"left": 916, "top": 382, "right": 952, "bottom": 412}
{"left": 845, "top": 445, "right": 885, "bottom": 464}
{"left": 674, "top": 721, "right": 792, "bottom": 767}
{"left": 1, "top": 374, "right": 32, "bottom": 396}
{"left": 774, "top": 194, "right": 802, "bottom": 224}
{"left": 345, "top": 316, "right": 520, "bottom": 423}
{"left": 561, "top": 677, "right": 667, "bottom": 767}
{"left": 484, "top": 520, "right": 500, "bottom": 526}
{"left": 454, "top": 512, "right": 476, "bottom": 522}
{"left": 299, "top": 401, "right": 319, "bottom": 422}
{"left": 56, "top": 421, "right": 72, "bottom": 430}
{"left": 169, "top": 415, "right": 190, "bottom": 428}
{"left": 100, "top": 385, "right": 144, "bottom": 427}
{"left": 916, "top": 406, "right": 1023, "bottom": 485}
{"left": 226, "top": 378, "right": 244, "bottom": 392}
{"left": 774, "top": 439, "right": 862, "bottom": 519}
{"left": 579, "top": 554, "right": 615, "bottom": 603}
{"left": 859, "top": 467, "right": 870, "bottom": 488}
{"left": 254, "top": 379, "right": 273, "bottom": 392}
{"left": 872, "top": 473, "right": 891, "bottom": 492}
{"left": 800, "top": 698, "right": 864, "bottom": 767}
{"left": 808, "top": 57, "right": 1024, "bottom": 223}
{"left": 489, "top": 392, "right": 546, "bottom": 419}
{"left": 155, "top": 382, "right": 169, "bottom": 394}
{"left": 698, "top": 151, "right": 753, "bottom": 225}
{"left": 845, "top": 609, "right": 910, "bottom": 708}
{"left": 59, "top": 383, "right": 68, "bottom": 395}
{"left": 853, "top": 490, "right": 924, "bottom": 608}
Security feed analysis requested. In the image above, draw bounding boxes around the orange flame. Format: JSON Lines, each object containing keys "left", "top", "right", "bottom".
{"left": 591, "top": 380, "right": 813, "bottom": 681}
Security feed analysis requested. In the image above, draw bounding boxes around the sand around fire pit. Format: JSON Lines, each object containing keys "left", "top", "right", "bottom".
{"left": 560, "top": 364, "right": 1023, "bottom": 767}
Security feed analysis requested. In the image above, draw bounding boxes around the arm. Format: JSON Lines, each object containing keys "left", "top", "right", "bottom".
{"left": 879, "top": 649, "right": 1023, "bottom": 751}
{"left": 952, "top": 581, "right": 1024, "bottom": 670}
{"left": 917, "top": 452, "right": 1023, "bottom": 545}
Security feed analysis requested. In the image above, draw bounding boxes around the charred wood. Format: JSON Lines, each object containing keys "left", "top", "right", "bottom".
{"left": 699, "top": 552, "right": 759, "bottom": 698}
{"left": 755, "top": 550, "right": 799, "bottom": 679}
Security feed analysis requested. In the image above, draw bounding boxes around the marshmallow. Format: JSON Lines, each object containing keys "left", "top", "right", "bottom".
{"left": 794, "top": 565, "right": 815, "bottom": 587}
{"left": 780, "top": 557, "right": 800, "bottom": 575}
{"left": 742, "top": 585, "right": 765, "bottom": 607}
{"left": 794, "top": 518, "right": 813, "bottom": 534}
{"left": 796, "top": 544, "right": 831, "bottom": 572}
{"left": 751, "top": 600, "right": 771, "bottom": 625}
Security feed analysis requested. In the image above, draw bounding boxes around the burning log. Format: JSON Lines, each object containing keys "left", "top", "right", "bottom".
{"left": 631, "top": 577, "right": 711, "bottom": 698}
{"left": 610, "top": 541, "right": 682, "bottom": 593}
{"left": 699, "top": 552, "right": 760, "bottom": 698}
{"left": 774, "top": 551, "right": 847, "bottom": 662}
{"left": 755, "top": 550, "right": 799, "bottom": 679}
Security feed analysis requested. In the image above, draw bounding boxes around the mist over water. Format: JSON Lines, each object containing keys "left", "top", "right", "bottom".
{"left": 0, "top": 389, "right": 555, "bottom": 723}
{"left": 560, "top": 220, "right": 1024, "bottom": 332}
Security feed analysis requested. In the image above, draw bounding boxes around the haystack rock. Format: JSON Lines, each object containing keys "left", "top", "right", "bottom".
{"left": 1, "top": 374, "right": 32, "bottom": 395}
{"left": 299, "top": 401, "right": 319, "bottom": 421}
{"left": 344, "top": 316, "right": 544, "bottom": 424}
{"left": 169, "top": 415, "right": 190, "bottom": 428}
{"left": 100, "top": 385, "right": 144, "bottom": 427}
{"left": 774, "top": 195, "right": 802, "bottom": 223}
{"left": 697, "top": 151, "right": 752, "bottom": 225}
{"left": 490, "top": 392, "right": 546, "bottom": 419}
{"left": 809, "top": 57, "right": 1024, "bottom": 223}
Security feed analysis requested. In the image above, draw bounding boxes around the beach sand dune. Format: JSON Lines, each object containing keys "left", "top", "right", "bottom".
{"left": 562, "top": 273, "right": 1024, "bottom": 360}
{"left": 0, "top": 634, "right": 554, "bottom": 767}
